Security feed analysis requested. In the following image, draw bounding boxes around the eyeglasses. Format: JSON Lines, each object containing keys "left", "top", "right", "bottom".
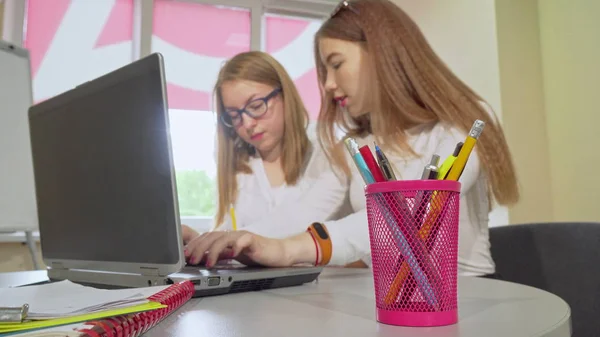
{"left": 331, "top": 0, "right": 359, "bottom": 17}
{"left": 220, "top": 87, "right": 281, "bottom": 128}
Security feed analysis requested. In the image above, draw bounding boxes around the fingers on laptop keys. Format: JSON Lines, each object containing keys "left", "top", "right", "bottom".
{"left": 185, "top": 231, "right": 240, "bottom": 267}
{"left": 181, "top": 224, "right": 201, "bottom": 245}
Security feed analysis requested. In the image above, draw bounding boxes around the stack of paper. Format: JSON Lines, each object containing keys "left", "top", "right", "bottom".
{"left": 0, "top": 281, "right": 171, "bottom": 335}
{"left": 0, "top": 280, "right": 169, "bottom": 320}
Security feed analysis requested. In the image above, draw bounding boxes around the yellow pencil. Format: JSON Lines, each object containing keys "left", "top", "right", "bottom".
{"left": 229, "top": 206, "right": 237, "bottom": 231}
{"left": 445, "top": 120, "right": 485, "bottom": 181}
{"left": 437, "top": 142, "right": 463, "bottom": 181}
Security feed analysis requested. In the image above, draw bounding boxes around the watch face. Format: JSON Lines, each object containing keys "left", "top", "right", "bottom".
{"left": 313, "top": 222, "right": 329, "bottom": 240}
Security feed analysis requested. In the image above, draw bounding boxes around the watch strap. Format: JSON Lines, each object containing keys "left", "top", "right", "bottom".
{"left": 307, "top": 222, "right": 332, "bottom": 266}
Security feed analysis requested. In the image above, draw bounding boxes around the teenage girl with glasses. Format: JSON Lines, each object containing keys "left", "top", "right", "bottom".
{"left": 182, "top": 51, "right": 349, "bottom": 265}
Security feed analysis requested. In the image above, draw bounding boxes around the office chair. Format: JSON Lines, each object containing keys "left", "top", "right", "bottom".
{"left": 489, "top": 222, "right": 600, "bottom": 337}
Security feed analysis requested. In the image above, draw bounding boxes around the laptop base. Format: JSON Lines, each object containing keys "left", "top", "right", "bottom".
{"left": 47, "top": 267, "right": 171, "bottom": 288}
{"left": 47, "top": 264, "right": 322, "bottom": 298}
{"left": 170, "top": 265, "right": 322, "bottom": 297}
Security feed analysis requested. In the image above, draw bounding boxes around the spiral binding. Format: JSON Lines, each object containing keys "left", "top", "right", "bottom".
{"left": 75, "top": 281, "right": 195, "bottom": 337}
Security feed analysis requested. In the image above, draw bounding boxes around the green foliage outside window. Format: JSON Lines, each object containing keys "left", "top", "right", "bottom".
{"left": 175, "top": 170, "right": 216, "bottom": 217}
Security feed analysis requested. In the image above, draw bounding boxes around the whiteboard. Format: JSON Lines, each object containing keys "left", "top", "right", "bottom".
{"left": 0, "top": 40, "right": 38, "bottom": 232}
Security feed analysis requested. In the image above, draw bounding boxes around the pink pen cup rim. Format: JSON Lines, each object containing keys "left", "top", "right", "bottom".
{"left": 364, "top": 180, "right": 461, "bottom": 194}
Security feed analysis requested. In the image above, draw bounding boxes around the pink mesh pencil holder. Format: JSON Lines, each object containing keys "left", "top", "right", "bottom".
{"left": 364, "top": 179, "right": 461, "bottom": 327}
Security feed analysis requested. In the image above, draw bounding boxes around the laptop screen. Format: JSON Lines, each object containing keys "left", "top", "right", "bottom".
{"left": 28, "top": 55, "right": 181, "bottom": 266}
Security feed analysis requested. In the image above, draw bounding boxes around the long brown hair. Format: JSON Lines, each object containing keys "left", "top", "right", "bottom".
{"left": 214, "top": 51, "right": 311, "bottom": 227}
{"left": 314, "top": 0, "right": 519, "bottom": 206}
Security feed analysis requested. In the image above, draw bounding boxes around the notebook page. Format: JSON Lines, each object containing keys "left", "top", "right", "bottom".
{"left": 0, "top": 280, "right": 170, "bottom": 318}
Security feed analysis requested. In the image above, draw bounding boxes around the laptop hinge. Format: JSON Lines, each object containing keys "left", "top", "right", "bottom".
{"left": 140, "top": 267, "right": 161, "bottom": 277}
{"left": 50, "top": 262, "right": 67, "bottom": 270}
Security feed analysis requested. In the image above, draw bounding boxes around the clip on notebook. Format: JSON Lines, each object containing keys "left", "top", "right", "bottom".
{"left": 0, "top": 304, "right": 29, "bottom": 323}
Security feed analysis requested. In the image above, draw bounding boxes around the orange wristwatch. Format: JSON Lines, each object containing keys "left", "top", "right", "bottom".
{"left": 307, "top": 222, "right": 332, "bottom": 266}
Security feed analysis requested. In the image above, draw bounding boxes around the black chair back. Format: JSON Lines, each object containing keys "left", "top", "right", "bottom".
{"left": 489, "top": 222, "right": 600, "bottom": 337}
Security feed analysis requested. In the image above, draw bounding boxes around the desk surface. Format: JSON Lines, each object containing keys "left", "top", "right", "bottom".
{"left": 1, "top": 269, "right": 571, "bottom": 337}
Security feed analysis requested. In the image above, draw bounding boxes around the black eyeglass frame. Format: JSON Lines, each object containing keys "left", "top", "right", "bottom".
{"left": 219, "top": 87, "right": 282, "bottom": 128}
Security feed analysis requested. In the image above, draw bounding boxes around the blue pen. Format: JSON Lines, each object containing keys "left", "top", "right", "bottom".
{"left": 344, "top": 137, "right": 439, "bottom": 307}
{"left": 374, "top": 143, "right": 397, "bottom": 181}
{"left": 344, "top": 138, "right": 375, "bottom": 184}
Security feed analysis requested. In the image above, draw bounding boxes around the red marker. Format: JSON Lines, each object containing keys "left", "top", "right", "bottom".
{"left": 359, "top": 145, "right": 386, "bottom": 182}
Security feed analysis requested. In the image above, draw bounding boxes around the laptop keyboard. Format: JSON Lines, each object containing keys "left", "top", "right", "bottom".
{"left": 183, "top": 263, "right": 265, "bottom": 274}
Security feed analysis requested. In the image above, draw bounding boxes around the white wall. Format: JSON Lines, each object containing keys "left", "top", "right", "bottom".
{"left": 537, "top": 0, "right": 600, "bottom": 222}
{"left": 495, "top": 0, "right": 554, "bottom": 225}
{"left": 0, "top": 2, "right": 4, "bottom": 37}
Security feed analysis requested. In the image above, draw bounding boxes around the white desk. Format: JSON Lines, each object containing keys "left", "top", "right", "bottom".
{"left": 147, "top": 268, "right": 571, "bottom": 337}
{"left": 0, "top": 268, "right": 571, "bottom": 337}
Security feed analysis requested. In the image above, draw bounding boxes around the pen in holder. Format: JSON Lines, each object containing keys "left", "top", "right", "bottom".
{"left": 365, "top": 179, "right": 461, "bottom": 327}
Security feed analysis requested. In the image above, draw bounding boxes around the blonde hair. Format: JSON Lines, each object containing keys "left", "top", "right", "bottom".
{"left": 314, "top": 0, "right": 519, "bottom": 206}
{"left": 214, "top": 51, "right": 311, "bottom": 227}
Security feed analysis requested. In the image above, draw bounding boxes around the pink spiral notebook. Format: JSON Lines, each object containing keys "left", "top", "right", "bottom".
{"left": 13, "top": 281, "right": 194, "bottom": 337}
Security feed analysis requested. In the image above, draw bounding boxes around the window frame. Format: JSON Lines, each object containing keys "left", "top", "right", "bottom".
{"left": 2, "top": 0, "right": 335, "bottom": 231}
{"left": 2, "top": 0, "right": 336, "bottom": 63}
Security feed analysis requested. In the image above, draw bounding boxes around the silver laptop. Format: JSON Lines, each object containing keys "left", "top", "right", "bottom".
{"left": 27, "top": 53, "right": 322, "bottom": 297}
